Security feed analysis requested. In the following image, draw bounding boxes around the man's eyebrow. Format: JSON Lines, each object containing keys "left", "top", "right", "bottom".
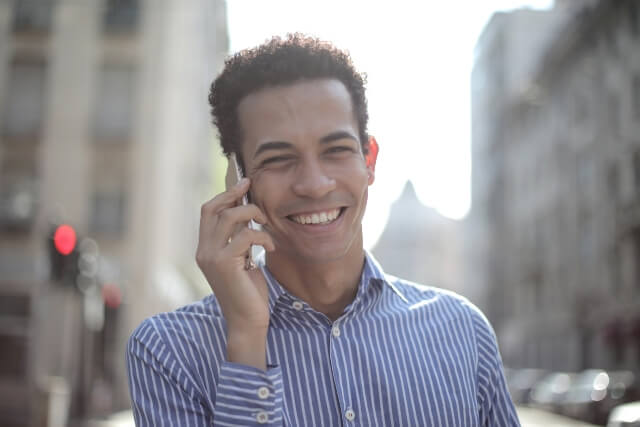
{"left": 252, "top": 131, "right": 359, "bottom": 159}
{"left": 253, "top": 141, "right": 293, "bottom": 159}
{"left": 320, "top": 130, "right": 359, "bottom": 144}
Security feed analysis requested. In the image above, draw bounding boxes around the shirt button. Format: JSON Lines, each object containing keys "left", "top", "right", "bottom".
{"left": 257, "top": 386, "right": 270, "bottom": 399}
{"left": 331, "top": 325, "right": 341, "bottom": 337}
{"left": 292, "top": 301, "right": 304, "bottom": 311}
{"left": 256, "top": 411, "right": 269, "bottom": 424}
{"left": 345, "top": 408, "right": 356, "bottom": 421}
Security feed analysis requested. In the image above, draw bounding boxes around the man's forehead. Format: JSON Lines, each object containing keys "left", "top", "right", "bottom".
{"left": 237, "top": 78, "right": 352, "bottom": 111}
{"left": 236, "top": 79, "right": 356, "bottom": 139}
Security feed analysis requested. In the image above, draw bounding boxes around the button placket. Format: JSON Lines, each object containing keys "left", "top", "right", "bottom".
{"left": 330, "top": 321, "right": 355, "bottom": 425}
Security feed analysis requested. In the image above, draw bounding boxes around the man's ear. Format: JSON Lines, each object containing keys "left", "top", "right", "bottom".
{"left": 365, "top": 135, "right": 379, "bottom": 185}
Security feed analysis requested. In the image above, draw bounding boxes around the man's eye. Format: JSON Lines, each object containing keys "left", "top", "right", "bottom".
{"left": 261, "top": 156, "right": 294, "bottom": 166}
{"left": 325, "top": 146, "right": 354, "bottom": 154}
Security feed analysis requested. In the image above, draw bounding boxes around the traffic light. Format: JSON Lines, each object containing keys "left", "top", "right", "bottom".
{"left": 48, "top": 224, "right": 79, "bottom": 284}
{"left": 102, "top": 283, "right": 122, "bottom": 309}
{"left": 75, "top": 238, "right": 99, "bottom": 293}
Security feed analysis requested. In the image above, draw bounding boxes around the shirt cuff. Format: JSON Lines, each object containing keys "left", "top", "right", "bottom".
{"left": 214, "top": 361, "right": 283, "bottom": 426}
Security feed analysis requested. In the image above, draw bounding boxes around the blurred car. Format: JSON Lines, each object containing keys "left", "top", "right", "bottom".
{"left": 600, "top": 372, "right": 639, "bottom": 424}
{"left": 507, "top": 368, "right": 549, "bottom": 405}
{"left": 562, "top": 369, "right": 608, "bottom": 422}
{"left": 563, "top": 370, "right": 638, "bottom": 425}
{"left": 529, "top": 372, "right": 575, "bottom": 414}
{"left": 607, "top": 401, "right": 640, "bottom": 427}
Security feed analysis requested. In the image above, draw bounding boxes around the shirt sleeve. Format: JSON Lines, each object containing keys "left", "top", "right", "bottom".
{"left": 471, "top": 309, "right": 521, "bottom": 427}
{"left": 126, "top": 318, "right": 286, "bottom": 426}
{"left": 213, "top": 362, "right": 284, "bottom": 426}
{"left": 126, "top": 320, "right": 212, "bottom": 426}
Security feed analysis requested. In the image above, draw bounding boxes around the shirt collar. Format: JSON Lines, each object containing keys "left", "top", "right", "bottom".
{"left": 361, "top": 251, "right": 409, "bottom": 304}
{"left": 256, "top": 249, "right": 409, "bottom": 316}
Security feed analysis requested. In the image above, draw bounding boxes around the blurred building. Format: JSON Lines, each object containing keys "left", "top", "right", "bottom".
{"left": 471, "top": 0, "right": 640, "bottom": 373}
{"left": 0, "top": 0, "right": 228, "bottom": 425}
{"left": 372, "top": 181, "right": 465, "bottom": 297}
{"left": 468, "top": 1, "right": 576, "bottom": 316}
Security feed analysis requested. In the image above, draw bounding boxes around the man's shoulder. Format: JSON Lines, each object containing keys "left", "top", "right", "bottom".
{"left": 381, "top": 273, "right": 491, "bottom": 329}
{"left": 128, "top": 294, "right": 225, "bottom": 349}
{"left": 126, "top": 294, "right": 227, "bottom": 401}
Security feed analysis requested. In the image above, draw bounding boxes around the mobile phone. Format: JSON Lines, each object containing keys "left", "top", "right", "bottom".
{"left": 225, "top": 153, "right": 257, "bottom": 270}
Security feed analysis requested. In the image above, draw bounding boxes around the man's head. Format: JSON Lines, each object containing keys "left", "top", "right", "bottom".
{"left": 209, "top": 34, "right": 378, "bottom": 265}
{"left": 208, "top": 33, "right": 370, "bottom": 166}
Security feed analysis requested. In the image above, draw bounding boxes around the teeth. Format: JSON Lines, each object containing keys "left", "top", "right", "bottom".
{"left": 291, "top": 208, "right": 341, "bottom": 225}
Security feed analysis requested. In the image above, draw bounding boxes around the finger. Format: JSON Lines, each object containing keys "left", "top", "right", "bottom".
{"left": 225, "top": 228, "right": 275, "bottom": 254}
{"left": 200, "top": 178, "right": 251, "bottom": 216}
{"left": 198, "top": 179, "right": 253, "bottom": 248}
{"left": 214, "top": 204, "right": 268, "bottom": 241}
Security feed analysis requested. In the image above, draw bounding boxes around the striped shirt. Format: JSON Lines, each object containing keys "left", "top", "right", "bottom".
{"left": 126, "top": 252, "right": 520, "bottom": 426}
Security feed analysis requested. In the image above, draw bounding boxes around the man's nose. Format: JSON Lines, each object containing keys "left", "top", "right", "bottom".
{"left": 292, "top": 159, "right": 336, "bottom": 198}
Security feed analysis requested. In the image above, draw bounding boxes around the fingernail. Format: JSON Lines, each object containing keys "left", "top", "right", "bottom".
{"left": 237, "top": 177, "right": 249, "bottom": 186}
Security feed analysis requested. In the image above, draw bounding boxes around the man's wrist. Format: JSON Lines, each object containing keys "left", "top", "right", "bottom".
{"left": 226, "top": 327, "right": 268, "bottom": 371}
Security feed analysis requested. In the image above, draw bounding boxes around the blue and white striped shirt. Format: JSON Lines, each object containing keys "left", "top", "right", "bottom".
{"left": 126, "top": 252, "right": 520, "bottom": 426}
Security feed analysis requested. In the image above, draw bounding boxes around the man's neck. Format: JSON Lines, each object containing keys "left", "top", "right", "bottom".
{"left": 265, "top": 246, "right": 366, "bottom": 322}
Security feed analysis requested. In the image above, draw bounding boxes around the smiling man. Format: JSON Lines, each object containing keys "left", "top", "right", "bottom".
{"left": 126, "top": 34, "right": 520, "bottom": 426}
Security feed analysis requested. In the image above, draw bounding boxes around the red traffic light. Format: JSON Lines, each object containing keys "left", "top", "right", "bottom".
{"left": 53, "top": 224, "right": 77, "bottom": 255}
{"left": 102, "top": 283, "right": 122, "bottom": 309}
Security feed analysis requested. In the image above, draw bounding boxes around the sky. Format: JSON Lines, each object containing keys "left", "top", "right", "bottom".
{"left": 225, "top": 0, "right": 554, "bottom": 248}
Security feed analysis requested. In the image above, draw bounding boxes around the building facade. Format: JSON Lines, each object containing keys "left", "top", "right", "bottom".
{"left": 0, "top": 0, "right": 228, "bottom": 424}
{"left": 372, "top": 181, "right": 465, "bottom": 298}
{"left": 471, "top": 0, "right": 640, "bottom": 373}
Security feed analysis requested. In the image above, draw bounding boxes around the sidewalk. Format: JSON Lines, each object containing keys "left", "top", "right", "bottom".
{"left": 86, "top": 411, "right": 135, "bottom": 427}
{"left": 517, "top": 406, "right": 600, "bottom": 427}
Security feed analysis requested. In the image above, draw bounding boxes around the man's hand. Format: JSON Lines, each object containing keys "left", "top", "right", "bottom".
{"left": 196, "top": 178, "right": 275, "bottom": 370}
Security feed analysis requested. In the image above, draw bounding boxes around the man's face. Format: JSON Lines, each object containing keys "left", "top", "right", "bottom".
{"left": 237, "top": 79, "right": 375, "bottom": 264}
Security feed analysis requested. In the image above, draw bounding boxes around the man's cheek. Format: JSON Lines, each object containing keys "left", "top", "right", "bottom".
{"left": 250, "top": 194, "right": 272, "bottom": 228}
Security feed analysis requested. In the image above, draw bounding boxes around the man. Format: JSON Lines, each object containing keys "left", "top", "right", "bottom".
{"left": 127, "top": 34, "right": 520, "bottom": 426}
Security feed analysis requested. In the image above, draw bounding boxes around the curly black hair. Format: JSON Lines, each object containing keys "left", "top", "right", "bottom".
{"left": 208, "top": 33, "right": 369, "bottom": 168}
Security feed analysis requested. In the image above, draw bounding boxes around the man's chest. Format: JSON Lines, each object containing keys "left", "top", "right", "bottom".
{"left": 265, "top": 313, "right": 480, "bottom": 426}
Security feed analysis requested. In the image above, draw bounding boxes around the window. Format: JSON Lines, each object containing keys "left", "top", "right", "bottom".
{"left": 630, "top": 1, "right": 639, "bottom": 36}
{"left": 607, "top": 162, "right": 619, "bottom": 202}
{"left": 103, "top": 0, "right": 139, "bottom": 34}
{"left": 573, "top": 93, "right": 588, "bottom": 124}
{"left": 12, "top": 0, "right": 55, "bottom": 33}
{"left": 89, "top": 191, "right": 126, "bottom": 234}
{"left": 579, "top": 218, "right": 595, "bottom": 262}
{"left": 610, "top": 247, "right": 621, "bottom": 293}
{"left": 633, "top": 230, "right": 640, "bottom": 291}
{"left": 0, "top": 150, "right": 38, "bottom": 231}
{"left": 633, "top": 150, "right": 640, "bottom": 193}
{"left": 93, "top": 64, "right": 135, "bottom": 141}
{"left": 0, "top": 293, "right": 30, "bottom": 378}
{"left": 0, "top": 176, "right": 38, "bottom": 231}
{"left": 633, "top": 75, "right": 640, "bottom": 120}
{"left": 2, "top": 60, "right": 46, "bottom": 139}
{"left": 576, "top": 153, "right": 594, "bottom": 197}
{"left": 0, "top": 335, "right": 28, "bottom": 378}
{"left": 608, "top": 93, "right": 620, "bottom": 137}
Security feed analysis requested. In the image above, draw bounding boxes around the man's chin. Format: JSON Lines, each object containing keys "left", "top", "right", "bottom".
{"left": 271, "top": 243, "right": 356, "bottom": 265}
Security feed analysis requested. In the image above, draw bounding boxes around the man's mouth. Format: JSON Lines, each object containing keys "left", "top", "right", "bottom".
{"left": 287, "top": 208, "right": 345, "bottom": 225}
